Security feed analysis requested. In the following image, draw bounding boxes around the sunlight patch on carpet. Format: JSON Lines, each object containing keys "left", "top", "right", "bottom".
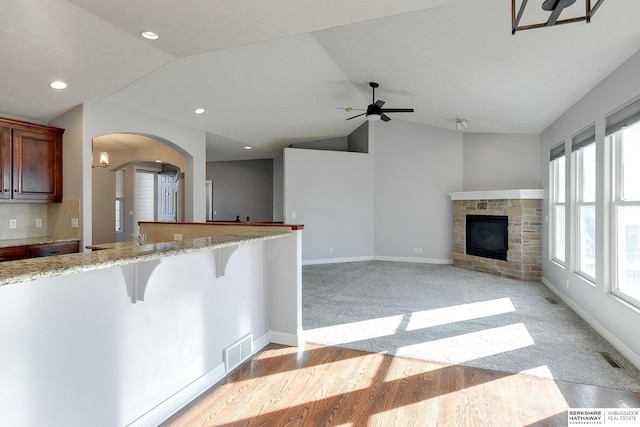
{"left": 396, "top": 323, "right": 535, "bottom": 364}
{"left": 405, "top": 298, "right": 516, "bottom": 331}
{"left": 520, "top": 364, "right": 555, "bottom": 378}
{"left": 304, "top": 298, "right": 516, "bottom": 346}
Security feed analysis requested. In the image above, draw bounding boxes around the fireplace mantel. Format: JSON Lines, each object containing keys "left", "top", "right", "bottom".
{"left": 449, "top": 189, "right": 544, "bottom": 201}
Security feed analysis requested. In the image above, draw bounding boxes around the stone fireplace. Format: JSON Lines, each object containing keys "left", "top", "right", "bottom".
{"left": 449, "top": 190, "right": 543, "bottom": 282}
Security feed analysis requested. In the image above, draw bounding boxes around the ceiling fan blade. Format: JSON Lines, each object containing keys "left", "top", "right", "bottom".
{"left": 374, "top": 100, "right": 385, "bottom": 108}
{"left": 381, "top": 113, "right": 391, "bottom": 122}
{"left": 337, "top": 107, "right": 366, "bottom": 112}
{"left": 346, "top": 112, "right": 366, "bottom": 121}
{"left": 380, "top": 108, "right": 414, "bottom": 113}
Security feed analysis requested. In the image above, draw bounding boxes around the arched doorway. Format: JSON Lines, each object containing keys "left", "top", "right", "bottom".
{"left": 91, "top": 133, "right": 186, "bottom": 245}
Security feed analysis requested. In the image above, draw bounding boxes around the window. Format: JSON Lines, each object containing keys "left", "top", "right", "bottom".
{"left": 608, "top": 98, "right": 640, "bottom": 306}
{"left": 135, "top": 170, "right": 156, "bottom": 235}
{"left": 573, "top": 126, "right": 596, "bottom": 281}
{"left": 115, "top": 169, "right": 124, "bottom": 233}
{"left": 550, "top": 143, "right": 566, "bottom": 264}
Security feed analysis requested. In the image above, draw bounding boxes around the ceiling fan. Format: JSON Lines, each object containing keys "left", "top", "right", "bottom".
{"left": 344, "top": 82, "right": 414, "bottom": 122}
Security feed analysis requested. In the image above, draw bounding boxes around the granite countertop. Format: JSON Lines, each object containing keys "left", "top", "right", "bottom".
{"left": 0, "top": 232, "right": 290, "bottom": 287}
{"left": 0, "top": 236, "right": 80, "bottom": 249}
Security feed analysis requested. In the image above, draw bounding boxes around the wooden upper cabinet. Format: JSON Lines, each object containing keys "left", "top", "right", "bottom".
{"left": 0, "top": 117, "right": 64, "bottom": 203}
{"left": 0, "top": 126, "right": 11, "bottom": 200}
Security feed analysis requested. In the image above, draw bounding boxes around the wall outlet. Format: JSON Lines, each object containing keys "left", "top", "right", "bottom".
{"left": 414, "top": 248, "right": 418, "bottom": 254}
{"left": 418, "top": 248, "right": 423, "bottom": 254}
{"left": 9, "top": 219, "right": 17, "bottom": 229}
{"left": 292, "top": 212, "right": 296, "bottom": 219}
{"left": 36, "top": 218, "right": 42, "bottom": 228}
{"left": 213, "top": 210, "right": 217, "bottom": 216}
{"left": 329, "top": 247, "right": 333, "bottom": 255}
{"left": 71, "top": 218, "right": 79, "bottom": 228}
{"left": 566, "top": 280, "right": 570, "bottom": 289}
{"left": 173, "top": 233, "right": 183, "bottom": 241}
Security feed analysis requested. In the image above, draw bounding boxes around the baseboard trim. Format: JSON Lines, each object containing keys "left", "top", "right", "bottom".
{"left": 541, "top": 277, "right": 640, "bottom": 371}
{"left": 253, "top": 331, "right": 272, "bottom": 353}
{"left": 303, "top": 256, "right": 453, "bottom": 266}
{"left": 267, "top": 330, "right": 301, "bottom": 346}
{"left": 127, "top": 362, "right": 226, "bottom": 427}
{"left": 129, "top": 330, "right": 302, "bottom": 427}
{"left": 374, "top": 256, "right": 453, "bottom": 265}
{"left": 303, "top": 256, "right": 374, "bottom": 265}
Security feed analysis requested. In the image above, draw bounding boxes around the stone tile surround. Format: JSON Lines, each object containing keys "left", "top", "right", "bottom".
{"left": 449, "top": 190, "right": 543, "bottom": 282}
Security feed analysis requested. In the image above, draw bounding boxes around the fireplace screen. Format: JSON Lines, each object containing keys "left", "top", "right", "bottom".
{"left": 466, "top": 215, "right": 508, "bottom": 261}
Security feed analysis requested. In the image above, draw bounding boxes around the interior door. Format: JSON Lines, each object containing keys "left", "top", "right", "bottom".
{"left": 158, "top": 171, "right": 177, "bottom": 222}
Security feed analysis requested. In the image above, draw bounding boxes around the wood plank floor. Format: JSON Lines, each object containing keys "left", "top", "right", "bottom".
{"left": 162, "top": 343, "right": 640, "bottom": 427}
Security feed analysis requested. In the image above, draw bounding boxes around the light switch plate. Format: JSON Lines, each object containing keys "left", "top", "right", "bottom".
{"left": 71, "top": 218, "right": 79, "bottom": 228}
{"left": 36, "top": 218, "right": 43, "bottom": 228}
{"left": 9, "top": 219, "right": 17, "bottom": 229}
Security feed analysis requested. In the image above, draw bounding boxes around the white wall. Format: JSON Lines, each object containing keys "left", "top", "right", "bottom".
{"left": 0, "top": 232, "right": 302, "bottom": 426}
{"left": 284, "top": 147, "right": 374, "bottom": 261}
{"left": 373, "top": 119, "right": 463, "bottom": 262}
{"left": 540, "top": 49, "right": 640, "bottom": 364}
{"left": 463, "top": 133, "right": 541, "bottom": 190}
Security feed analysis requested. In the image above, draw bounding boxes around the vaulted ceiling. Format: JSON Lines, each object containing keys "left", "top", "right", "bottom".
{"left": 2, "top": 0, "right": 640, "bottom": 161}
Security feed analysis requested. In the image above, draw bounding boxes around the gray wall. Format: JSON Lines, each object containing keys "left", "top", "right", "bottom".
{"left": 374, "top": 119, "right": 463, "bottom": 261}
{"left": 463, "top": 133, "right": 541, "bottom": 190}
{"left": 290, "top": 136, "right": 348, "bottom": 151}
{"left": 273, "top": 154, "right": 284, "bottom": 222}
{"left": 540, "top": 49, "right": 640, "bottom": 363}
{"left": 206, "top": 159, "right": 274, "bottom": 222}
{"left": 348, "top": 122, "right": 368, "bottom": 153}
{"left": 283, "top": 119, "right": 463, "bottom": 264}
{"left": 283, "top": 147, "right": 374, "bottom": 261}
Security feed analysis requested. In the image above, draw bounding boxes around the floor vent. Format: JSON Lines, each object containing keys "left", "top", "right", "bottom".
{"left": 599, "top": 351, "right": 622, "bottom": 368}
{"left": 225, "top": 334, "right": 253, "bottom": 373}
{"left": 545, "top": 297, "right": 558, "bottom": 304}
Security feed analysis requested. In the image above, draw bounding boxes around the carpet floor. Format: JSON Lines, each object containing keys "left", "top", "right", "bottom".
{"left": 302, "top": 261, "right": 640, "bottom": 393}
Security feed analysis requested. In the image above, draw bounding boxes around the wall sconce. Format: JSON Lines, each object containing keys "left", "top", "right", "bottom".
{"left": 99, "top": 152, "right": 110, "bottom": 167}
{"left": 456, "top": 118, "right": 469, "bottom": 131}
{"left": 93, "top": 151, "right": 110, "bottom": 168}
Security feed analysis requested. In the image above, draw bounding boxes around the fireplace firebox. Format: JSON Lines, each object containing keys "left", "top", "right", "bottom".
{"left": 466, "top": 215, "right": 508, "bottom": 261}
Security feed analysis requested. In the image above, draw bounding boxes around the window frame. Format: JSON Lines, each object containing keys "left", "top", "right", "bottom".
{"left": 574, "top": 143, "right": 596, "bottom": 282}
{"left": 611, "top": 129, "right": 640, "bottom": 308}
{"left": 550, "top": 146, "right": 566, "bottom": 266}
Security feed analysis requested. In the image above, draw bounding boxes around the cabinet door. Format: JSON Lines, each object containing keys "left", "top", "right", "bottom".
{"left": 29, "top": 241, "right": 79, "bottom": 258}
{"left": 0, "top": 246, "right": 30, "bottom": 262}
{"left": 11, "top": 128, "right": 62, "bottom": 202}
{"left": 0, "top": 126, "right": 11, "bottom": 200}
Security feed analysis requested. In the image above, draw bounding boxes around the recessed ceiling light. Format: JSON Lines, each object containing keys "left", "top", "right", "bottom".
{"left": 49, "top": 81, "right": 67, "bottom": 90}
{"left": 194, "top": 108, "right": 205, "bottom": 114}
{"left": 244, "top": 146, "right": 252, "bottom": 150}
{"left": 140, "top": 31, "right": 159, "bottom": 40}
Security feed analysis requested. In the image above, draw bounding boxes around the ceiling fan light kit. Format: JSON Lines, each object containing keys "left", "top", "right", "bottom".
{"left": 511, "top": 0, "right": 605, "bottom": 34}
{"left": 456, "top": 118, "right": 469, "bottom": 131}
{"left": 345, "top": 82, "right": 414, "bottom": 123}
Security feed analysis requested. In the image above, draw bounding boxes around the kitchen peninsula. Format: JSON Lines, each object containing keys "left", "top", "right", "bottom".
{"left": 0, "top": 223, "right": 303, "bottom": 427}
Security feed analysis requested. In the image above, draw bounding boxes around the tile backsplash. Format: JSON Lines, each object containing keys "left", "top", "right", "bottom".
{"left": 0, "top": 199, "right": 80, "bottom": 241}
